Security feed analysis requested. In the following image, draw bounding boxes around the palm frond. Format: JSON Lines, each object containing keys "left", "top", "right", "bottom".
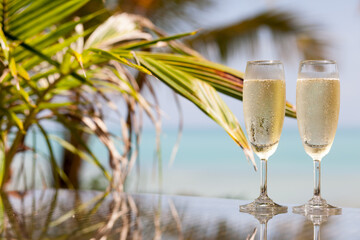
{"left": 187, "top": 10, "right": 327, "bottom": 60}
{"left": 13, "top": 10, "right": 105, "bottom": 63}
{"left": 99, "top": 0, "right": 211, "bottom": 30}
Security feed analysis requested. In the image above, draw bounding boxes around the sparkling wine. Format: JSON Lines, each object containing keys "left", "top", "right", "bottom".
{"left": 243, "top": 79, "right": 286, "bottom": 159}
{"left": 296, "top": 78, "right": 340, "bottom": 160}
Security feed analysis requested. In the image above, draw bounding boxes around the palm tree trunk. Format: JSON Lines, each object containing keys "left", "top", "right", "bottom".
{"left": 60, "top": 132, "right": 89, "bottom": 189}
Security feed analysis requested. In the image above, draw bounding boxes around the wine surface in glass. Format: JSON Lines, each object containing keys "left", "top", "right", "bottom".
{"left": 243, "top": 79, "right": 286, "bottom": 159}
{"left": 296, "top": 78, "right": 340, "bottom": 160}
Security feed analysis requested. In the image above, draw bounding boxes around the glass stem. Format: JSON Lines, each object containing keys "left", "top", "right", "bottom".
{"left": 313, "top": 159, "right": 321, "bottom": 198}
{"left": 260, "top": 223, "right": 267, "bottom": 240}
{"left": 314, "top": 224, "right": 320, "bottom": 240}
{"left": 260, "top": 159, "right": 268, "bottom": 197}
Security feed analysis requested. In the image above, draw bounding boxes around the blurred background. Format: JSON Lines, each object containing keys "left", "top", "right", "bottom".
{"left": 13, "top": 0, "right": 360, "bottom": 207}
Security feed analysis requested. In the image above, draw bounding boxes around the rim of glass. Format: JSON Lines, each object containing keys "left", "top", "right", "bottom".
{"left": 300, "top": 60, "right": 336, "bottom": 65}
{"left": 247, "top": 60, "right": 282, "bottom": 65}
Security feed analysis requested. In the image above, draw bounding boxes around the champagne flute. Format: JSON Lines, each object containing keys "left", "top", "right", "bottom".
{"left": 293, "top": 60, "right": 341, "bottom": 214}
{"left": 240, "top": 60, "right": 287, "bottom": 213}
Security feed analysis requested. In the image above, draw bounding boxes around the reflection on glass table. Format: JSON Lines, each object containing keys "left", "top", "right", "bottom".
{"left": 293, "top": 208, "right": 342, "bottom": 240}
{"left": 240, "top": 207, "right": 287, "bottom": 240}
{"left": 0, "top": 190, "right": 358, "bottom": 239}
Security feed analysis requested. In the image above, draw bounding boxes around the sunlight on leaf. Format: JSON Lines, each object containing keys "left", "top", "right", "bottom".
{"left": 0, "top": 28, "right": 9, "bottom": 60}
{"left": 85, "top": 13, "right": 152, "bottom": 49}
{"left": 9, "top": 58, "right": 17, "bottom": 79}
{"left": 16, "top": 64, "right": 30, "bottom": 80}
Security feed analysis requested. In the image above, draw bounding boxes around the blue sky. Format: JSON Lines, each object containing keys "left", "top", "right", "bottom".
{"left": 143, "top": 0, "right": 360, "bottom": 129}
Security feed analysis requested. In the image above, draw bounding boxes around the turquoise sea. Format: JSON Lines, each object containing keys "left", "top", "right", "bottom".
{"left": 76, "top": 127, "right": 360, "bottom": 208}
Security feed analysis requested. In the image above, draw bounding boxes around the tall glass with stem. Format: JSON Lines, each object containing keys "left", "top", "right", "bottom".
{"left": 293, "top": 60, "right": 341, "bottom": 214}
{"left": 240, "top": 60, "right": 287, "bottom": 213}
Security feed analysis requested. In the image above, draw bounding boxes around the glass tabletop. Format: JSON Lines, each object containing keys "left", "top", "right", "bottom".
{"left": 0, "top": 189, "right": 358, "bottom": 239}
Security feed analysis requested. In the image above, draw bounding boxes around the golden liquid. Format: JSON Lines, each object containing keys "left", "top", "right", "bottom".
{"left": 243, "top": 79, "right": 286, "bottom": 159}
{"left": 296, "top": 78, "right": 340, "bottom": 160}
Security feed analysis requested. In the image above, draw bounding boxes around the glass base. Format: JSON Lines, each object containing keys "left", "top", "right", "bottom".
{"left": 292, "top": 196, "right": 342, "bottom": 215}
{"left": 239, "top": 195, "right": 288, "bottom": 214}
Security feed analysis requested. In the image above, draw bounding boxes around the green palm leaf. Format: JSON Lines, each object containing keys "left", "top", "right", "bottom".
{"left": 3, "top": 0, "right": 89, "bottom": 39}
{"left": 13, "top": 10, "right": 105, "bottom": 63}
{"left": 0, "top": 0, "right": 100, "bottom": 85}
